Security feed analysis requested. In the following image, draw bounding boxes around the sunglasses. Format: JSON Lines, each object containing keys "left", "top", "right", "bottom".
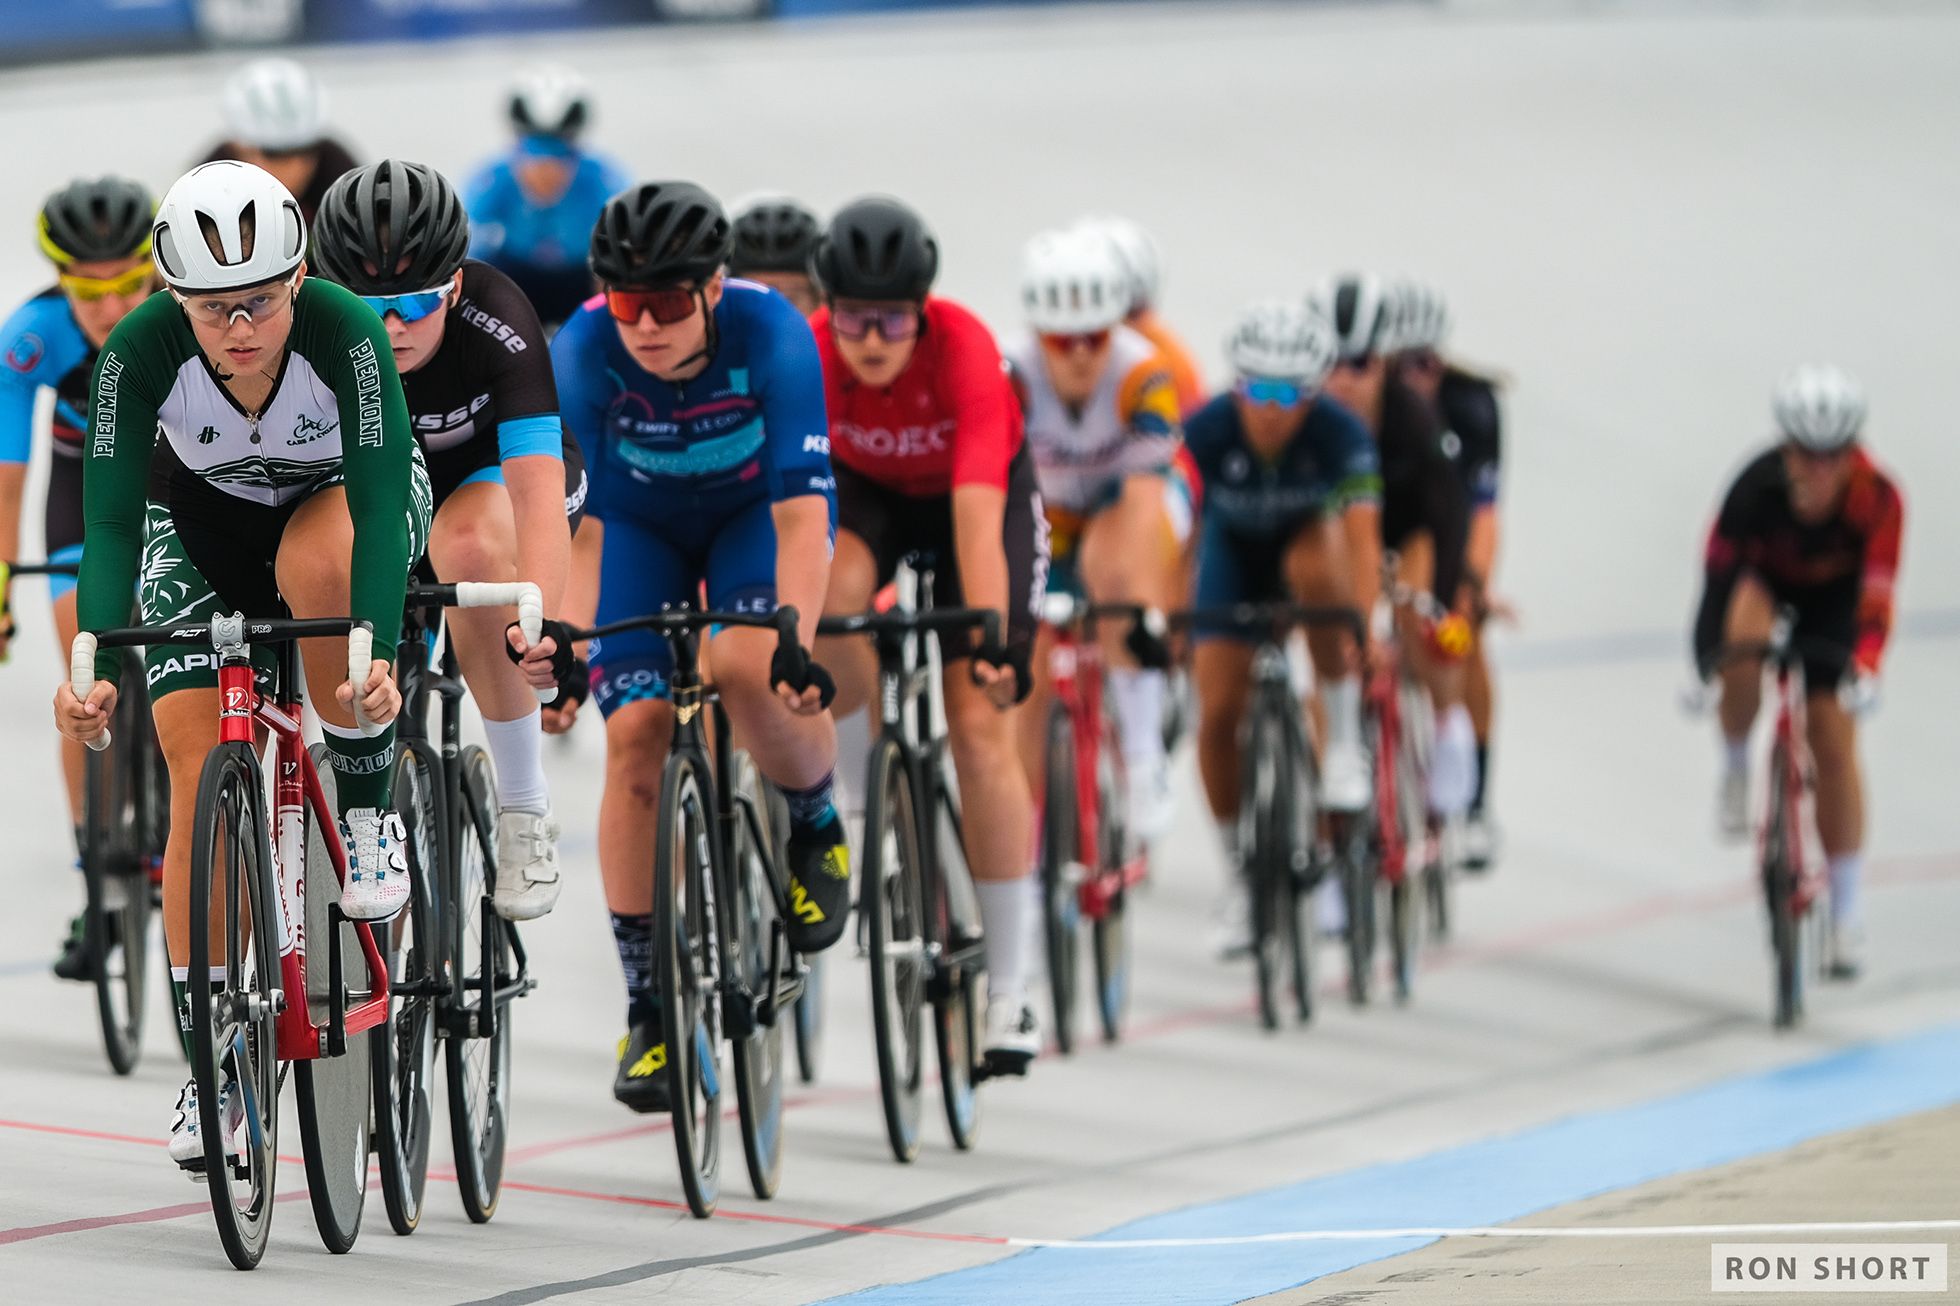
{"left": 59, "top": 264, "right": 154, "bottom": 302}
{"left": 1235, "top": 376, "right": 1309, "bottom": 407}
{"left": 831, "top": 305, "right": 919, "bottom": 343}
{"left": 606, "top": 286, "right": 698, "bottom": 326}
{"left": 1335, "top": 352, "right": 1376, "bottom": 371}
{"left": 359, "top": 281, "right": 457, "bottom": 325}
{"left": 1785, "top": 441, "right": 1853, "bottom": 464}
{"left": 1040, "top": 330, "right": 1111, "bottom": 355}
{"left": 173, "top": 271, "right": 300, "bottom": 326}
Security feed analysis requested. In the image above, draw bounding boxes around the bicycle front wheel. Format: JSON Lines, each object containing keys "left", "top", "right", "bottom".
{"left": 929, "top": 780, "right": 981, "bottom": 1150}
{"left": 655, "top": 750, "right": 724, "bottom": 1216}
{"left": 187, "top": 741, "right": 281, "bottom": 1271}
{"left": 445, "top": 745, "right": 512, "bottom": 1223}
{"left": 84, "top": 652, "right": 154, "bottom": 1075}
{"left": 793, "top": 951, "right": 825, "bottom": 1084}
{"left": 1244, "top": 701, "right": 1289, "bottom": 1031}
{"left": 863, "top": 735, "right": 927, "bottom": 1163}
{"left": 728, "top": 752, "right": 786, "bottom": 1200}
{"left": 1764, "top": 737, "right": 1802, "bottom": 1028}
{"left": 1041, "top": 703, "right": 1081, "bottom": 1054}
{"left": 373, "top": 739, "right": 441, "bottom": 1236}
{"left": 1091, "top": 712, "right": 1133, "bottom": 1043}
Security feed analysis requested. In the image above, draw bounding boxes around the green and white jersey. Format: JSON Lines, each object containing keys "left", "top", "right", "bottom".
{"left": 79, "top": 277, "right": 418, "bottom": 681}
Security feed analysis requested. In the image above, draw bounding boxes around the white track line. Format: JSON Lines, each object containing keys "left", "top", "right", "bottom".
{"left": 1004, "top": 1221, "right": 1960, "bottom": 1249}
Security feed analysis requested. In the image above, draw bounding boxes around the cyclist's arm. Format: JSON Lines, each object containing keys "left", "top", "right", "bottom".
{"left": 463, "top": 162, "right": 512, "bottom": 258}
{"left": 1116, "top": 357, "right": 1183, "bottom": 448}
{"left": 1851, "top": 473, "right": 1903, "bottom": 676}
{"left": 941, "top": 303, "right": 1018, "bottom": 623}
{"left": 1343, "top": 499, "right": 1383, "bottom": 645}
{"left": 773, "top": 495, "right": 831, "bottom": 655}
{"left": 951, "top": 484, "right": 1008, "bottom": 618}
{"left": 0, "top": 379, "right": 34, "bottom": 573}
{"left": 483, "top": 275, "right": 571, "bottom": 616}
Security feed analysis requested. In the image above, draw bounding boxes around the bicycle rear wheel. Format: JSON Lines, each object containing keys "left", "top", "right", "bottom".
{"left": 373, "top": 740, "right": 441, "bottom": 1236}
{"left": 295, "top": 747, "right": 371, "bottom": 1256}
{"left": 863, "top": 735, "right": 927, "bottom": 1163}
{"left": 728, "top": 752, "right": 787, "bottom": 1200}
{"left": 446, "top": 745, "right": 512, "bottom": 1223}
{"left": 655, "top": 750, "right": 724, "bottom": 1216}
{"left": 929, "top": 781, "right": 981, "bottom": 1149}
{"left": 1040, "top": 703, "right": 1081, "bottom": 1054}
{"left": 84, "top": 659, "right": 154, "bottom": 1075}
{"left": 187, "top": 741, "right": 280, "bottom": 1271}
{"left": 1764, "top": 738, "right": 1802, "bottom": 1028}
{"left": 1091, "top": 714, "right": 1133, "bottom": 1043}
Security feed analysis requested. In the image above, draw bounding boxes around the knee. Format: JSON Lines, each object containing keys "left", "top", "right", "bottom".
{"left": 430, "top": 514, "right": 510, "bottom": 583}
{"left": 947, "top": 693, "right": 1014, "bottom": 767}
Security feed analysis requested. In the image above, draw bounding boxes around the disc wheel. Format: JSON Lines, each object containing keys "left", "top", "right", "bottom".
{"left": 1764, "top": 740, "right": 1802, "bottom": 1029}
{"left": 187, "top": 741, "right": 281, "bottom": 1271}
{"left": 373, "top": 740, "right": 441, "bottom": 1236}
{"left": 1040, "top": 703, "right": 1081, "bottom": 1054}
{"left": 84, "top": 655, "right": 155, "bottom": 1075}
{"left": 445, "top": 745, "right": 512, "bottom": 1223}
{"left": 728, "top": 752, "right": 786, "bottom": 1200}
{"left": 655, "top": 750, "right": 724, "bottom": 1216}
{"left": 863, "top": 736, "right": 927, "bottom": 1163}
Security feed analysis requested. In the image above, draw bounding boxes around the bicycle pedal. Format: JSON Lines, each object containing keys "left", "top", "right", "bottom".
{"left": 978, "top": 1050, "right": 1032, "bottom": 1081}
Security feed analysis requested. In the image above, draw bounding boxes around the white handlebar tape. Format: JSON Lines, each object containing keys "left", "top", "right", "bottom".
{"left": 455, "top": 580, "right": 551, "bottom": 701}
{"left": 70, "top": 633, "right": 110, "bottom": 752}
{"left": 347, "top": 625, "right": 385, "bottom": 738}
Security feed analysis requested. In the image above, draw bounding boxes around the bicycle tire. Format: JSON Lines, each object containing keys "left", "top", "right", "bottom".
{"left": 187, "top": 741, "right": 281, "bottom": 1271}
{"left": 655, "top": 750, "right": 724, "bottom": 1216}
{"left": 373, "top": 739, "right": 441, "bottom": 1236}
{"left": 84, "top": 653, "right": 153, "bottom": 1075}
{"left": 1286, "top": 709, "right": 1318, "bottom": 1026}
{"left": 445, "top": 745, "right": 512, "bottom": 1223}
{"left": 929, "top": 782, "right": 981, "bottom": 1149}
{"left": 863, "top": 735, "right": 927, "bottom": 1163}
{"left": 1764, "top": 737, "right": 1802, "bottom": 1028}
{"left": 1091, "top": 711, "right": 1133, "bottom": 1043}
{"left": 793, "top": 951, "right": 825, "bottom": 1084}
{"left": 728, "top": 752, "right": 786, "bottom": 1200}
{"left": 1041, "top": 702, "right": 1081, "bottom": 1054}
{"left": 1244, "top": 700, "right": 1287, "bottom": 1031}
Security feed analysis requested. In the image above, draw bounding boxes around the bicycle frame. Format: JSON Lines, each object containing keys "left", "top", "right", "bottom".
{"left": 1365, "top": 651, "right": 1410, "bottom": 888}
{"left": 1763, "top": 648, "right": 1823, "bottom": 922}
{"left": 1042, "top": 598, "right": 1148, "bottom": 919}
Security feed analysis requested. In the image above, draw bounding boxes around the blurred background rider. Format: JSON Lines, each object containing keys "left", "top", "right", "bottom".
{"left": 728, "top": 193, "right": 823, "bottom": 318}
{"left": 200, "top": 57, "right": 358, "bottom": 227}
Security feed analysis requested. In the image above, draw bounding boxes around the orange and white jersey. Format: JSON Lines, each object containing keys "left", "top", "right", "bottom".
{"left": 1004, "top": 324, "right": 1184, "bottom": 515}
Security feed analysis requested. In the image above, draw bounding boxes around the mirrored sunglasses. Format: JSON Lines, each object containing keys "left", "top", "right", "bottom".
{"left": 1039, "top": 330, "right": 1111, "bottom": 355}
{"left": 59, "top": 264, "right": 154, "bottom": 302}
{"left": 831, "top": 305, "right": 919, "bottom": 343}
{"left": 359, "top": 282, "right": 457, "bottom": 324}
{"left": 606, "top": 286, "right": 698, "bottom": 326}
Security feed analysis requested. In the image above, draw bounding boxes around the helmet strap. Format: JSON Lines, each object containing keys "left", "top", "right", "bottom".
{"left": 664, "top": 287, "right": 718, "bottom": 379}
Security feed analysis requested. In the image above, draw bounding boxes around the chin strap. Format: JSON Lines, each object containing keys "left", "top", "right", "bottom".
{"left": 664, "top": 287, "right": 719, "bottom": 380}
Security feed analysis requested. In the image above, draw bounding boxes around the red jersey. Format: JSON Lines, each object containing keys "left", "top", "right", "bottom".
{"left": 813, "top": 296, "right": 1023, "bottom": 498}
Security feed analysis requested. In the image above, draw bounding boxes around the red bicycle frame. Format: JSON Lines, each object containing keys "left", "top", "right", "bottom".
{"left": 1044, "top": 615, "right": 1148, "bottom": 919}
{"left": 1763, "top": 661, "right": 1823, "bottom": 921}
{"left": 1364, "top": 655, "right": 1409, "bottom": 889}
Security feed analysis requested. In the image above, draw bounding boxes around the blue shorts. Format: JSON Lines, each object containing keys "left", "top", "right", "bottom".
{"left": 1190, "top": 513, "right": 1321, "bottom": 642}
{"left": 588, "top": 497, "right": 779, "bottom": 716}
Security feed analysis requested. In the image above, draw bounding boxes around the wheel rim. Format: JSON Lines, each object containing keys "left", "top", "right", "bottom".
{"left": 868, "top": 746, "right": 925, "bottom": 1155}
{"left": 450, "top": 749, "right": 509, "bottom": 1219}
{"left": 665, "top": 769, "right": 722, "bottom": 1211}
{"left": 1043, "top": 709, "right": 1078, "bottom": 1051}
{"left": 380, "top": 751, "right": 438, "bottom": 1231}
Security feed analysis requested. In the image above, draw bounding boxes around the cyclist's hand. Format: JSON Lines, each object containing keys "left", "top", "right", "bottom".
{"left": 54, "top": 677, "right": 115, "bottom": 743}
{"left": 1679, "top": 677, "right": 1718, "bottom": 717}
{"left": 541, "top": 697, "right": 581, "bottom": 735}
{"left": 506, "top": 618, "right": 576, "bottom": 694}
{"left": 1838, "top": 670, "right": 1880, "bottom": 717}
{"left": 770, "top": 641, "right": 835, "bottom": 715}
{"left": 540, "top": 656, "right": 588, "bottom": 735}
{"left": 337, "top": 658, "right": 401, "bottom": 727}
{"left": 0, "top": 616, "right": 15, "bottom": 664}
{"left": 970, "top": 635, "right": 1029, "bottom": 709}
{"left": 1124, "top": 609, "right": 1172, "bottom": 671}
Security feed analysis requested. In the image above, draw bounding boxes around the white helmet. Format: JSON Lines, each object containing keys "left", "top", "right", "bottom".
{"left": 152, "top": 161, "right": 306, "bottom": 294}
{"left": 1308, "top": 273, "right": 1391, "bottom": 361}
{"left": 1385, "top": 278, "right": 1450, "bottom": 354}
{"left": 509, "top": 64, "right": 590, "bottom": 140}
{"left": 1772, "top": 364, "right": 1866, "bottom": 451}
{"left": 222, "top": 58, "right": 325, "bottom": 153}
{"left": 1020, "top": 228, "right": 1131, "bottom": 333}
{"left": 1226, "top": 299, "right": 1338, "bottom": 385}
{"left": 1075, "top": 215, "right": 1160, "bottom": 310}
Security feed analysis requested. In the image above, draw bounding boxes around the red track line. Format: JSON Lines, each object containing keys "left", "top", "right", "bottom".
{"left": 495, "top": 1178, "right": 1009, "bottom": 1244}
{"left": 0, "top": 1118, "right": 166, "bottom": 1149}
{"left": 0, "top": 1190, "right": 308, "bottom": 1246}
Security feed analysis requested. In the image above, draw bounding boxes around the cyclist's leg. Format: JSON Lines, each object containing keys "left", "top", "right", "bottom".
{"left": 1393, "top": 532, "right": 1475, "bottom": 816}
{"left": 1793, "top": 577, "right": 1864, "bottom": 967}
{"left": 1713, "top": 571, "right": 1775, "bottom": 835}
{"left": 1282, "top": 514, "right": 1370, "bottom": 812}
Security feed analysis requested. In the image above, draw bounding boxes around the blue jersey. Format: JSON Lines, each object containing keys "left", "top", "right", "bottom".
{"left": 464, "top": 151, "right": 630, "bottom": 271}
{"left": 0, "top": 288, "right": 96, "bottom": 464}
{"left": 1184, "top": 391, "right": 1380, "bottom": 540}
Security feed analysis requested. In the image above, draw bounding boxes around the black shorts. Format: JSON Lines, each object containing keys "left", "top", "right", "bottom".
{"left": 1695, "top": 567, "right": 1857, "bottom": 691}
{"left": 426, "top": 434, "right": 589, "bottom": 538}
{"left": 46, "top": 450, "right": 84, "bottom": 555}
{"left": 833, "top": 444, "right": 1048, "bottom": 659}
{"left": 1190, "top": 513, "right": 1322, "bottom": 641}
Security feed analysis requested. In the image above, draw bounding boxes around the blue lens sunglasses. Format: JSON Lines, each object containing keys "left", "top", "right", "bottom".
{"left": 360, "top": 281, "right": 457, "bottom": 324}
{"left": 1235, "top": 375, "right": 1311, "bottom": 407}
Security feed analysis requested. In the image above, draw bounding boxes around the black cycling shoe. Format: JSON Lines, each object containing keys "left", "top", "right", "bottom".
{"left": 613, "top": 1022, "right": 671, "bottom": 1114}
{"left": 784, "top": 812, "right": 851, "bottom": 954}
{"left": 52, "top": 914, "right": 92, "bottom": 983}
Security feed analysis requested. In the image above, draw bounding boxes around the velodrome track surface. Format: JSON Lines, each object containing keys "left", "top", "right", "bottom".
{"left": 1, "top": 3, "right": 1957, "bottom": 1301}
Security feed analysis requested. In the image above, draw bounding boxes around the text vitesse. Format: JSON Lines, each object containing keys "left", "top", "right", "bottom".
{"left": 458, "top": 297, "right": 528, "bottom": 354}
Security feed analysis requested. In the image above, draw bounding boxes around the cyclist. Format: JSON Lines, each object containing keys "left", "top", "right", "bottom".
{"left": 550, "top": 181, "right": 847, "bottom": 1113}
{"left": 1186, "top": 300, "right": 1382, "bottom": 955}
{"left": 1692, "top": 365, "right": 1900, "bottom": 980}
{"left": 1073, "top": 215, "right": 1206, "bottom": 416}
{"left": 1314, "top": 273, "right": 1476, "bottom": 828}
{"left": 200, "top": 58, "right": 358, "bottom": 226}
{"left": 465, "top": 64, "right": 629, "bottom": 329}
{"left": 312, "top": 158, "right": 585, "bottom": 920}
{"left": 808, "top": 196, "right": 1048, "bottom": 1069}
{"left": 1007, "top": 227, "right": 1184, "bottom": 844}
{"left": 1, "top": 177, "right": 159, "bottom": 980}
{"left": 729, "top": 194, "right": 823, "bottom": 317}
{"left": 52, "top": 161, "right": 427, "bottom": 1170}
{"left": 1389, "top": 278, "right": 1505, "bottom": 868}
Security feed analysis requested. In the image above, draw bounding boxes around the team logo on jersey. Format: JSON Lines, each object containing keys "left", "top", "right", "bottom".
{"left": 1440, "top": 429, "right": 1462, "bottom": 459}
{"left": 195, "top": 425, "right": 220, "bottom": 444}
{"left": 5, "top": 333, "right": 43, "bottom": 374}
{"left": 1222, "top": 450, "right": 1250, "bottom": 483}
{"left": 290, "top": 413, "right": 338, "bottom": 445}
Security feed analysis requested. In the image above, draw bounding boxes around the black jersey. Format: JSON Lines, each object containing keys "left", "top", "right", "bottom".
{"left": 1378, "top": 375, "right": 1470, "bottom": 606}
{"left": 1438, "top": 367, "right": 1501, "bottom": 508}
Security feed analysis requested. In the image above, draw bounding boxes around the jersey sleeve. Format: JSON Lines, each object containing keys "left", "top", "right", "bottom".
{"left": 471, "top": 266, "right": 563, "bottom": 461}
{"left": 549, "top": 307, "right": 613, "bottom": 520}
{"left": 1180, "top": 395, "right": 1230, "bottom": 487}
{"left": 747, "top": 293, "right": 835, "bottom": 506}
{"left": 464, "top": 161, "right": 514, "bottom": 257}
{"left": 1317, "top": 401, "right": 1383, "bottom": 508}
{"left": 935, "top": 303, "right": 1019, "bottom": 492}
{"left": 0, "top": 297, "right": 85, "bottom": 465}
{"left": 1116, "top": 356, "right": 1184, "bottom": 443}
{"left": 1691, "top": 455, "right": 1770, "bottom": 676}
{"left": 1849, "top": 465, "right": 1903, "bottom": 676}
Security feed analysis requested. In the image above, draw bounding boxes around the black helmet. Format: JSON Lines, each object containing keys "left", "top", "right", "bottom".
{"left": 728, "top": 197, "right": 820, "bottom": 277}
{"left": 810, "top": 196, "right": 938, "bottom": 302}
{"left": 37, "top": 176, "right": 155, "bottom": 265}
{"left": 589, "top": 181, "right": 732, "bottom": 288}
{"left": 312, "top": 159, "right": 470, "bottom": 296}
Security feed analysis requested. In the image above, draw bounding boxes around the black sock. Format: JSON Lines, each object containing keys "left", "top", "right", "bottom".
{"left": 781, "top": 770, "right": 838, "bottom": 832}
{"left": 611, "top": 911, "right": 654, "bottom": 1027}
{"left": 1472, "top": 741, "right": 1491, "bottom": 814}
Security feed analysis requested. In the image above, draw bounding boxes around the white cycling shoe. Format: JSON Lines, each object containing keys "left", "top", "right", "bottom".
{"left": 1208, "top": 878, "right": 1253, "bottom": 960}
{"left": 1320, "top": 740, "right": 1371, "bottom": 813}
{"left": 339, "top": 807, "right": 411, "bottom": 921}
{"left": 168, "top": 1076, "right": 244, "bottom": 1176}
{"left": 983, "top": 994, "right": 1041, "bottom": 1072}
{"left": 1126, "top": 753, "right": 1174, "bottom": 844}
{"left": 494, "top": 808, "right": 563, "bottom": 921}
{"left": 1314, "top": 875, "right": 1347, "bottom": 938}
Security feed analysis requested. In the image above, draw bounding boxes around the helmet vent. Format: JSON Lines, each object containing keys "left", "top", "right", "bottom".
{"left": 195, "top": 203, "right": 256, "bottom": 267}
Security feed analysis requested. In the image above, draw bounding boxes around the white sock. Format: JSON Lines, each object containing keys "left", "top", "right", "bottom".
{"left": 1107, "top": 667, "right": 1167, "bottom": 770}
{"left": 1215, "top": 816, "right": 1240, "bottom": 867}
{"left": 1429, "top": 703, "right": 1479, "bottom": 816}
{"left": 1827, "top": 852, "right": 1862, "bottom": 929}
{"left": 481, "top": 709, "right": 549, "bottom": 813}
{"left": 169, "top": 966, "right": 226, "bottom": 982}
{"left": 1722, "top": 735, "right": 1749, "bottom": 775}
{"left": 975, "top": 876, "right": 1033, "bottom": 1005}
{"left": 1320, "top": 675, "right": 1362, "bottom": 751}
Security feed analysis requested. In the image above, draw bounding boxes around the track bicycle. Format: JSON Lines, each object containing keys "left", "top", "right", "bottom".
{"left": 1173, "top": 603, "right": 1364, "bottom": 1030}
{"left": 561, "top": 604, "right": 809, "bottom": 1218}
{"left": 1711, "top": 610, "right": 1840, "bottom": 1028}
{"left": 72, "top": 614, "right": 393, "bottom": 1269}
{"left": 818, "top": 563, "right": 996, "bottom": 1163}
{"left": 370, "top": 581, "right": 545, "bottom": 1234}
{"left": 9, "top": 559, "right": 167, "bottom": 1074}
{"left": 1035, "top": 594, "right": 1154, "bottom": 1053}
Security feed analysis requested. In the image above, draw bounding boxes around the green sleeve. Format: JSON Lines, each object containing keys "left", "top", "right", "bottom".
{"left": 295, "top": 279, "right": 415, "bottom": 663}
{"left": 78, "top": 295, "right": 185, "bottom": 684}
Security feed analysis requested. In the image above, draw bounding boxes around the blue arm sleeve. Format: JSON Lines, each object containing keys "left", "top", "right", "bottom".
{"left": 747, "top": 293, "right": 834, "bottom": 508}
{"left": 464, "top": 162, "right": 514, "bottom": 257}
{"left": 0, "top": 297, "right": 89, "bottom": 465}
{"left": 497, "top": 414, "right": 564, "bottom": 462}
{"left": 549, "top": 313, "right": 611, "bottom": 519}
